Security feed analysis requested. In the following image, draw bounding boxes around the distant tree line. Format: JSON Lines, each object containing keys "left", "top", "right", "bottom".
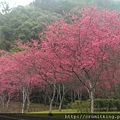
{"left": 0, "top": 0, "right": 120, "bottom": 51}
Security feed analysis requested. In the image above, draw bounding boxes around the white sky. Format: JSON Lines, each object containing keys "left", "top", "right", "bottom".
{"left": 0, "top": 0, "right": 34, "bottom": 8}
{"left": 0, "top": 0, "right": 119, "bottom": 9}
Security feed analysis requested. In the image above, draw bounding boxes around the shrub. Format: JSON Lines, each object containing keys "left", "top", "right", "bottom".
{"left": 67, "top": 100, "right": 90, "bottom": 112}
{"left": 94, "top": 99, "right": 119, "bottom": 111}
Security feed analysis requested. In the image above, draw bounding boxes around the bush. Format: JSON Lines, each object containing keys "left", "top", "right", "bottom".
{"left": 66, "top": 103, "right": 72, "bottom": 109}
{"left": 67, "top": 99, "right": 120, "bottom": 112}
{"left": 67, "top": 100, "right": 90, "bottom": 112}
{"left": 114, "top": 100, "right": 120, "bottom": 111}
{"left": 94, "top": 99, "right": 120, "bottom": 111}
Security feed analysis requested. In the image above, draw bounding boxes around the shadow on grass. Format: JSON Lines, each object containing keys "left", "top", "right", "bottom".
{"left": 0, "top": 112, "right": 120, "bottom": 120}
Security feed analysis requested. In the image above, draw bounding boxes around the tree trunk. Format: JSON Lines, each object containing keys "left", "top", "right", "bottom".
{"left": 55, "top": 87, "right": 59, "bottom": 108}
{"left": 49, "top": 100, "right": 53, "bottom": 114}
{"left": 78, "top": 91, "right": 82, "bottom": 113}
{"left": 49, "top": 82, "right": 56, "bottom": 114}
{"left": 87, "top": 84, "right": 94, "bottom": 113}
{"left": 90, "top": 90, "right": 94, "bottom": 113}
{"left": 22, "top": 87, "right": 27, "bottom": 113}
{"left": 26, "top": 94, "right": 30, "bottom": 113}
{"left": 22, "top": 99, "right": 26, "bottom": 113}
{"left": 5, "top": 95, "right": 11, "bottom": 112}
{"left": 59, "top": 102, "right": 62, "bottom": 111}
{"left": 73, "top": 91, "right": 76, "bottom": 101}
{"left": 71, "top": 90, "right": 73, "bottom": 103}
{"left": 1, "top": 96, "right": 5, "bottom": 113}
{"left": 58, "top": 84, "right": 65, "bottom": 111}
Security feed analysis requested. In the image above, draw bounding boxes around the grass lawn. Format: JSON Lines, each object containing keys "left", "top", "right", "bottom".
{"left": 30, "top": 109, "right": 82, "bottom": 113}
{"left": 20, "top": 109, "right": 120, "bottom": 120}
{"left": 2, "top": 110, "right": 120, "bottom": 120}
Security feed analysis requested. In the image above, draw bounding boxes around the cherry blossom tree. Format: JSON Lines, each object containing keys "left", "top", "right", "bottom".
{"left": 0, "top": 53, "right": 19, "bottom": 112}
{"left": 0, "top": 6, "right": 120, "bottom": 114}
{"left": 40, "top": 7, "right": 120, "bottom": 113}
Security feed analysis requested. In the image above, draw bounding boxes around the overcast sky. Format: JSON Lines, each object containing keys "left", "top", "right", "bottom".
{"left": 0, "top": 0, "right": 34, "bottom": 8}
{"left": 1, "top": 0, "right": 119, "bottom": 9}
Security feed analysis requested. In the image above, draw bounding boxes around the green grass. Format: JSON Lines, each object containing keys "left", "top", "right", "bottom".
{"left": 2, "top": 109, "right": 120, "bottom": 120}
{"left": 30, "top": 109, "right": 81, "bottom": 114}
{"left": 30, "top": 109, "right": 120, "bottom": 114}
{"left": 28, "top": 110, "right": 120, "bottom": 120}
{"left": 1, "top": 102, "right": 120, "bottom": 120}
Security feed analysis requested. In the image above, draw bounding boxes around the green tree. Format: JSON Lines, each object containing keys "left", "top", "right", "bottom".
{"left": 0, "top": 5, "right": 61, "bottom": 50}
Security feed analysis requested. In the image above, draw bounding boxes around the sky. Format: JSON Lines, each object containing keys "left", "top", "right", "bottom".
{"left": 0, "top": 0, "right": 119, "bottom": 9}
{"left": 0, "top": 0, "right": 34, "bottom": 8}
